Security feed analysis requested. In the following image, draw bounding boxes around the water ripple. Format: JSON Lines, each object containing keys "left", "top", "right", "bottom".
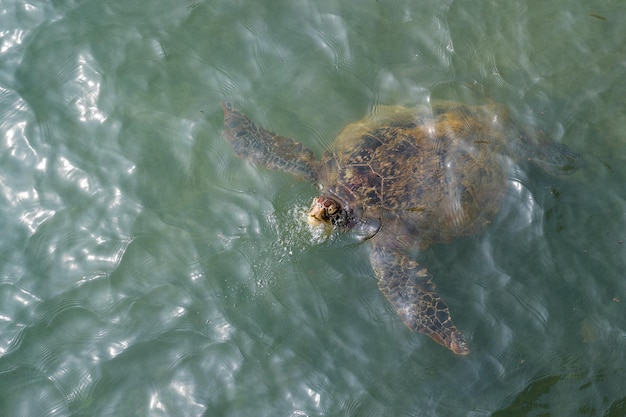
{"left": 306, "top": 13, "right": 352, "bottom": 71}
{"left": 0, "top": 283, "right": 41, "bottom": 355}
{"left": 0, "top": 364, "right": 69, "bottom": 416}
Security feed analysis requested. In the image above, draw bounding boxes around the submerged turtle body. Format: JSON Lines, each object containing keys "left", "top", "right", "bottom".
{"left": 319, "top": 103, "right": 512, "bottom": 246}
{"left": 221, "top": 100, "right": 574, "bottom": 355}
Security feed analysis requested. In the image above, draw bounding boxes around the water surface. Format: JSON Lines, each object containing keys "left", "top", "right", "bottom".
{"left": 1, "top": 0, "right": 625, "bottom": 416}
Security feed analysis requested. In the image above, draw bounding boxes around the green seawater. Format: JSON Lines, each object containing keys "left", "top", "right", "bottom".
{"left": 1, "top": 0, "right": 625, "bottom": 416}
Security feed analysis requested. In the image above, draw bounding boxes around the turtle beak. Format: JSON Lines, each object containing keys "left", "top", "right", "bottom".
{"left": 307, "top": 198, "right": 329, "bottom": 227}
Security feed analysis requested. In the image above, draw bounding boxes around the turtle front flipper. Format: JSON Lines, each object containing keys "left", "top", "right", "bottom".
{"left": 221, "top": 102, "right": 320, "bottom": 182}
{"left": 370, "top": 241, "right": 470, "bottom": 355}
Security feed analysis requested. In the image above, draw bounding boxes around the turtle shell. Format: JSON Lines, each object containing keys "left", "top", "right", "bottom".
{"left": 319, "top": 103, "right": 513, "bottom": 247}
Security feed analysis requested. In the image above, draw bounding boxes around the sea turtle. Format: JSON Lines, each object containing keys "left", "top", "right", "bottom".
{"left": 221, "top": 100, "right": 575, "bottom": 354}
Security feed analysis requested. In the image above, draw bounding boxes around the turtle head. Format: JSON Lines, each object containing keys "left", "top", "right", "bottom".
{"left": 308, "top": 194, "right": 352, "bottom": 231}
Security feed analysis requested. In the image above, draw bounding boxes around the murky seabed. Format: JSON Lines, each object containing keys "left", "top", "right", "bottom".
{"left": 1, "top": 0, "right": 625, "bottom": 416}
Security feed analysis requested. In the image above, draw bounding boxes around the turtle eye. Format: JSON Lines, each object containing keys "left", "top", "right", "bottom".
{"left": 322, "top": 199, "right": 339, "bottom": 216}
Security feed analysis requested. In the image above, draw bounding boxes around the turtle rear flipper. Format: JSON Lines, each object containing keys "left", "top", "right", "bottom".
{"left": 221, "top": 102, "right": 320, "bottom": 182}
{"left": 370, "top": 241, "right": 470, "bottom": 355}
{"left": 528, "top": 141, "right": 580, "bottom": 175}
{"left": 512, "top": 128, "right": 581, "bottom": 175}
